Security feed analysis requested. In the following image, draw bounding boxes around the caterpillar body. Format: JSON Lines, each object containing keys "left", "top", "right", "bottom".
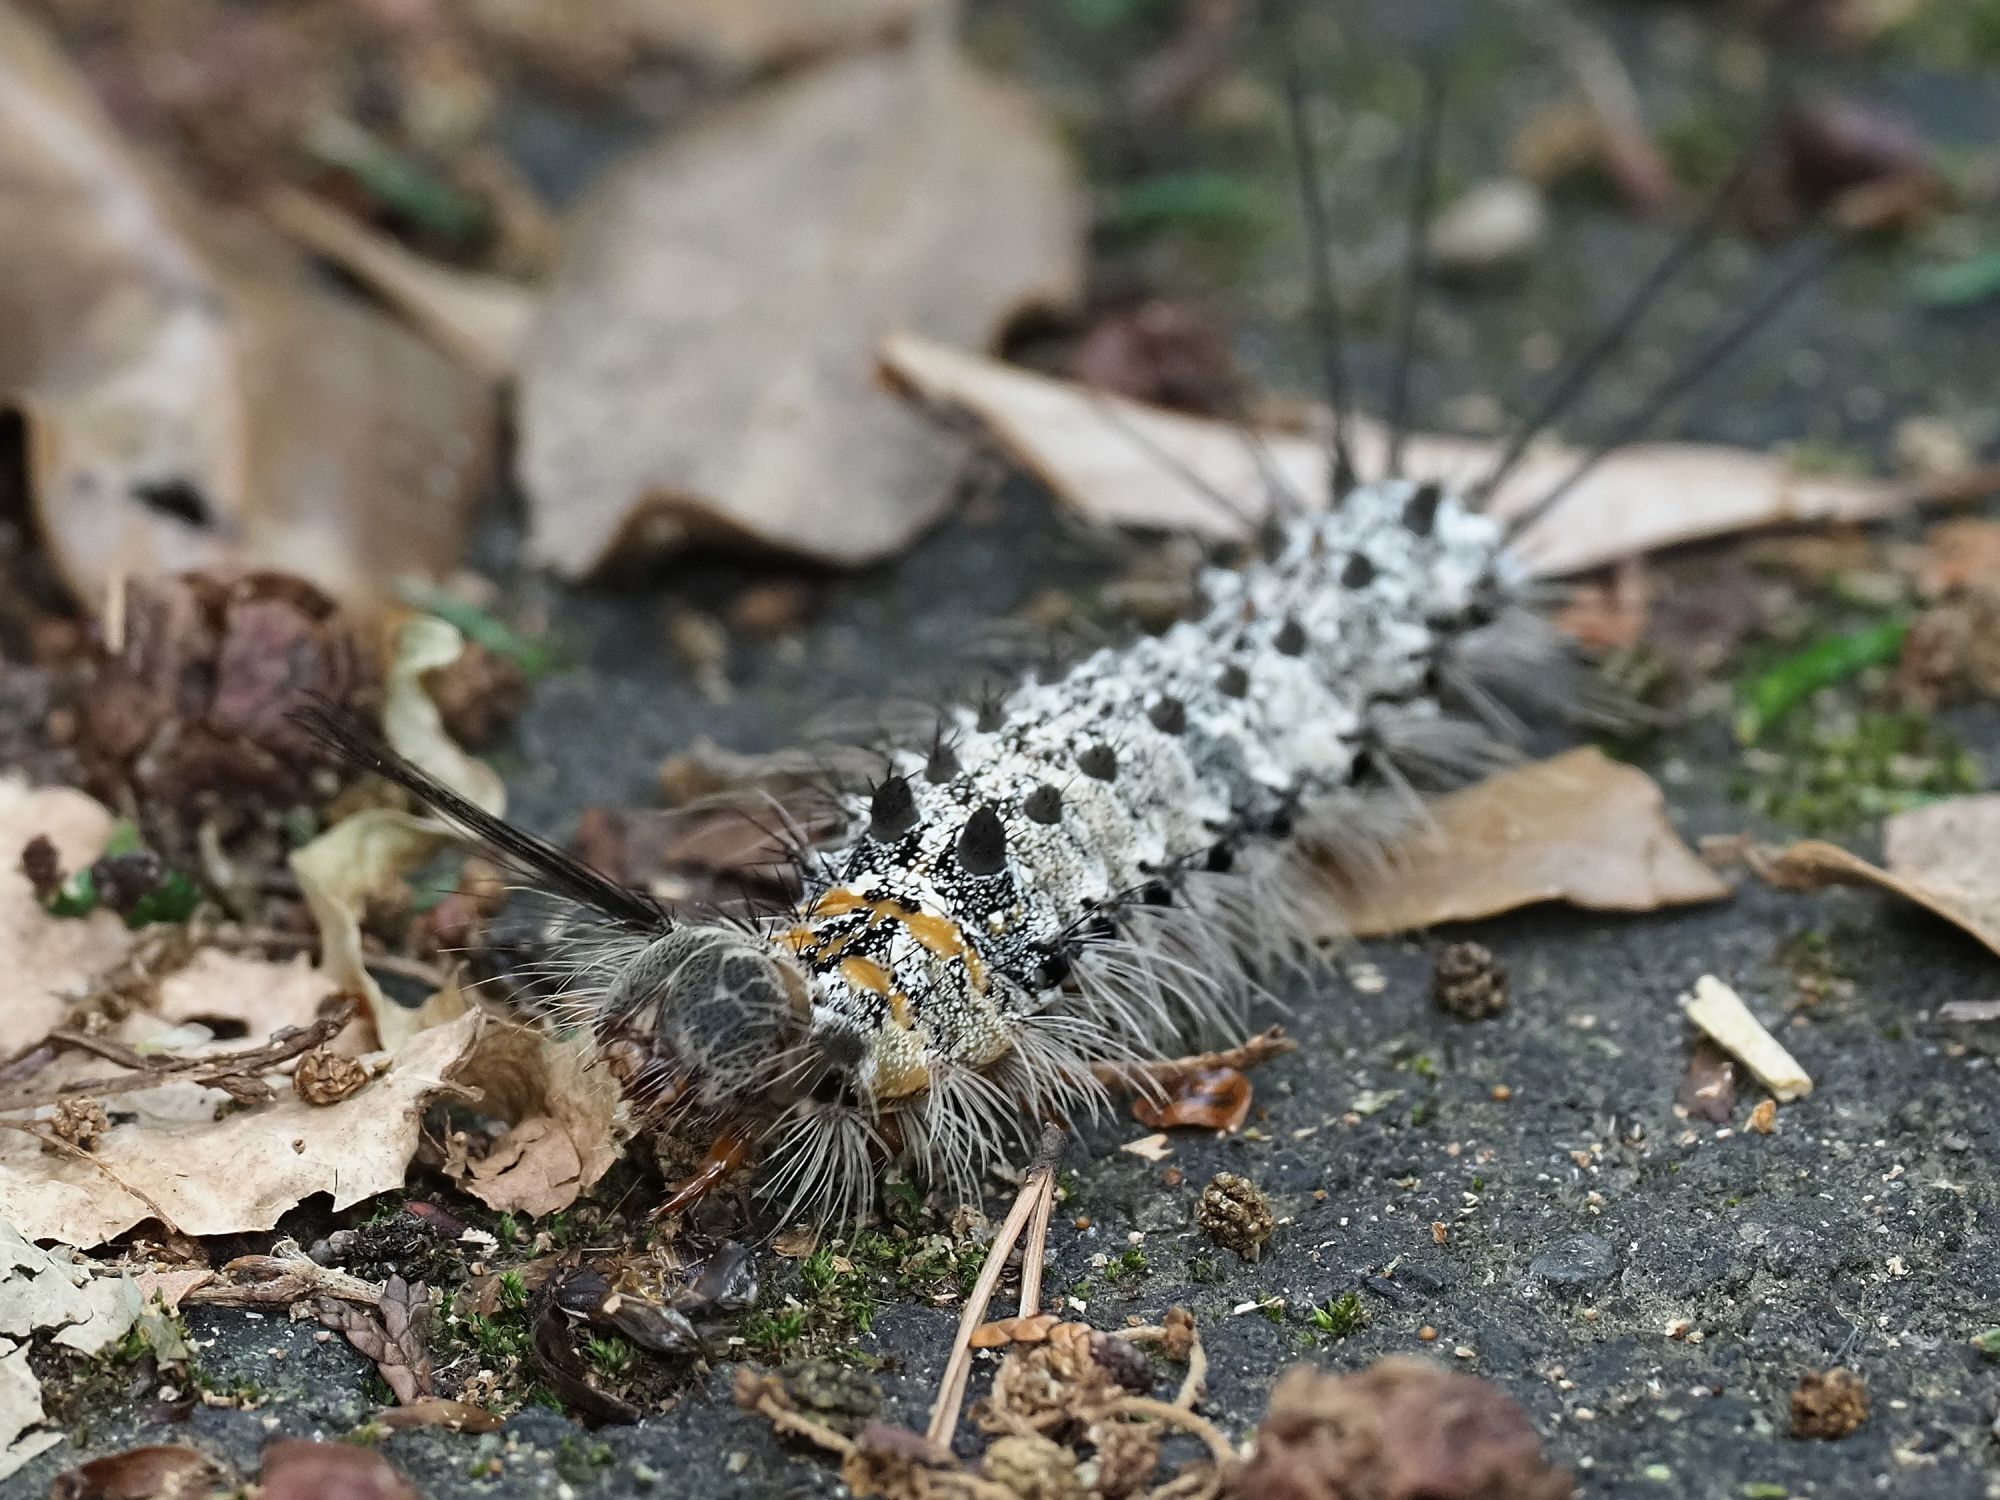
{"left": 307, "top": 473, "right": 1588, "bottom": 1227}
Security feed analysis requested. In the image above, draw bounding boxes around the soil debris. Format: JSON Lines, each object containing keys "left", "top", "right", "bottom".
{"left": 1431, "top": 942, "right": 1507, "bottom": 1021}
{"left": 1195, "top": 1173, "right": 1273, "bottom": 1263}
{"left": 1229, "top": 1358, "right": 1573, "bottom": 1500}
{"left": 1789, "top": 1367, "right": 1870, "bottom": 1441}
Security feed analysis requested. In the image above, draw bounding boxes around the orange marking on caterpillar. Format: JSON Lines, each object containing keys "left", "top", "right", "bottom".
{"left": 653, "top": 1129, "right": 752, "bottom": 1220}
{"left": 839, "top": 956, "right": 893, "bottom": 994}
{"left": 902, "top": 911, "right": 988, "bottom": 992}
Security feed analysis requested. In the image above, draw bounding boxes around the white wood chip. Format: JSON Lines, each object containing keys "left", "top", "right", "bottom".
{"left": 1681, "top": 975, "right": 1814, "bottom": 1102}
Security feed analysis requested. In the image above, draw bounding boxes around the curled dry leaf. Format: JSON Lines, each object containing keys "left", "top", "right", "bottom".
{"left": 1130, "top": 1066, "right": 1252, "bottom": 1133}
{"left": 879, "top": 334, "right": 2000, "bottom": 576}
{"left": 1322, "top": 749, "right": 1729, "bottom": 939}
{"left": 376, "top": 1397, "right": 504, "bottom": 1434}
{"left": 262, "top": 187, "right": 536, "bottom": 382}
{"left": 152, "top": 949, "right": 339, "bottom": 1041}
{"left": 1760, "top": 794, "right": 2000, "bottom": 959}
{"left": 0, "top": 778, "right": 134, "bottom": 1052}
{"left": 0, "top": 9, "right": 492, "bottom": 614}
{"left": 447, "top": 1024, "right": 631, "bottom": 1218}
{"left": 518, "top": 34, "right": 1083, "bottom": 576}
{"left": 0, "top": 1010, "right": 482, "bottom": 1250}
{"left": 318, "top": 1273, "right": 431, "bottom": 1405}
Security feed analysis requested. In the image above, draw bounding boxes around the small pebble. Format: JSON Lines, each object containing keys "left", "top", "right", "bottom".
{"left": 1529, "top": 1233, "right": 1617, "bottom": 1289}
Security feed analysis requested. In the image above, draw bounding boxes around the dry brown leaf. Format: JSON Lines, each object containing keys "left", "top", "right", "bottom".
{"left": 517, "top": 34, "right": 1082, "bottom": 576}
{"left": 46, "top": 1442, "right": 231, "bottom": 1500}
{"left": 622, "top": 0, "right": 943, "bottom": 72}
{"left": 0, "top": 8, "right": 492, "bottom": 614}
{"left": 447, "top": 1024, "right": 630, "bottom": 1219}
{"left": 318, "top": 1274, "right": 430, "bottom": 1405}
{"left": 1324, "top": 749, "right": 1730, "bottom": 939}
{"left": 262, "top": 187, "right": 537, "bottom": 382}
{"left": 376, "top": 1397, "right": 504, "bottom": 1434}
{"left": 1761, "top": 795, "right": 2000, "bottom": 959}
{"left": 0, "top": 778, "right": 135, "bottom": 1053}
{"left": 879, "top": 334, "right": 2000, "bottom": 576}
{"left": 1129, "top": 1066, "right": 1252, "bottom": 1133}
{"left": 0, "top": 1011, "right": 482, "bottom": 1250}
{"left": 1915, "top": 517, "right": 2000, "bottom": 598}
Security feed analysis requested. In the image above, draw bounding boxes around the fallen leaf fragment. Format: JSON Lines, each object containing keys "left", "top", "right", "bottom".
{"left": 0, "top": 8, "right": 492, "bottom": 614}
{"left": 1938, "top": 999, "right": 2000, "bottom": 1023}
{"left": 1120, "top": 1133, "right": 1173, "bottom": 1163}
{"left": 1130, "top": 1066, "right": 1252, "bottom": 1133}
{"left": 518, "top": 36, "right": 1083, "bottom": 575}
{"left": 45, "top": 1442, "right": 229, "bottom": 1500}
{"left": 1322, "top": 749, "right": 1729, "bottom": 939}
{"left": 879, "top": 334, "right": 2000, "bottom": 576}
{"left": 622, "top": 0, "right": 944, "bottom": 73}
{"left": 446, "top": 1025, "right": 632, "bottom": 1218}
{"left": 153, "top": 950, "right": 338, "bottom": 1041}
{"left": 376, "top": 1397, "right": 504, "bottom": 1434}
{"left": 0, "top": 1011, "right": 482, "bottom": 1249}
{"left": 0, "top": 778, "right": 133, "bottom": 1053}
{"left": 1761, "top": 795, "right": 2000, "bottom": 959}
{"left": 1681, "top": 976, "right": 1813, "bottom": 1103}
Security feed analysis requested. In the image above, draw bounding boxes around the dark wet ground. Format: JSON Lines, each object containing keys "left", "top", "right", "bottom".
{"left": 19, "top": 3, "right": 2000, "bottom": 1496}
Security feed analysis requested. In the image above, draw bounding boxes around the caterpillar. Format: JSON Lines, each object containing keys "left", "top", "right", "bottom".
{"left": 299, "top": 66, "right": 1825, "bottom": 1232}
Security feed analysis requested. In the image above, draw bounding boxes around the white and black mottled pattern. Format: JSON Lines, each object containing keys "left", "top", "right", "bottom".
{"left": 587, "top": 476, "right": 1575, "bottom": 1222}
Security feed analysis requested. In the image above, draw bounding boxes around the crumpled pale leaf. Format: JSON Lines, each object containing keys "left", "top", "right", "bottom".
{"left": 152, "top": 949, "right": 338, "bottom": 1039}
{"left": 0, "top": 7, "right": 492, "bottom": 614}
{"left": 879, "top": 333, "right": 2000, "bottom": 576}
{"left": 447, "top": 1024, "right": 632, "bottom": 1218}
{"left": 0, "top": 1011, "right": 482, "bottom": 1250}
{"left": 1761, "top": 795, "right": 2000, "bottom": 959}
{"left": 0, "top": 778, "right": 133, "bottom": 1053}
{"left": 517, "top": 33, "right": 1083, "bottom": 576}
{"left": 290, "top": 617, "right": 498, "bottom": 1050}
{"left": 0, "top": 1218, "right": 145, "bottom": 1481}
{"left": 1322, "top": 749, "right": 1730, "bottom": 938}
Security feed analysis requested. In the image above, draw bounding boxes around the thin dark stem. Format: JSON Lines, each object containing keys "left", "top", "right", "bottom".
{"left": 1477, "top": 161, "right": 1748, "bottom": 504}
{"left": 1386, "top": 65, "right": 1445, "bottom": 480}
{"left": 1281, "top": 59, "right": 1358, "bottom": 498}
{"left": 1504, "top": 235, "right": 1842, "bottom": 544}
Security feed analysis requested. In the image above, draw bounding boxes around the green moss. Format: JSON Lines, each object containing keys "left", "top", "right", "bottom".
{"left": 1104, "top": 1248, "right": 1149, "bottom": 1285}
{"left": 1732, "top": 705, "right": 1978, "bottom": 833}
{"left": 1879, "top": 0, "right": 2000, "bottom": 67}
{"left": 1307, "top": 1290, "right": 1368, "bottom": 1339}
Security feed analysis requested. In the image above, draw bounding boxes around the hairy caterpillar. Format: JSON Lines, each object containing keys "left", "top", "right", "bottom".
{"left": 299, "top": 64, "right": 1823, "bottom": 1231}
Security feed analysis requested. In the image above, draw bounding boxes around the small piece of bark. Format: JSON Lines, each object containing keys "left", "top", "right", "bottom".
{"left": 1681, "top": 976, "right": 1813, "bottom": 1103}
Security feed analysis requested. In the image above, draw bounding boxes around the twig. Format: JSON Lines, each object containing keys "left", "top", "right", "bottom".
{"left": 928, "top": 1124, "right": 1067, "bottom": 1447}
{"left": 0, "top": 1117, "right": 183, "bottom": 1234}
{"left": 1088, "top": 1027, "right": 1295, "bottom": 1092}
{"left": 182, "top": 1239, "right": 384, "bottom": 1308}
{"left": 1018, "top": 1155, "right": 1058, "bottom": 1319}
{"left": 0, "top": 1005, "right": 354, "bottom": 1113}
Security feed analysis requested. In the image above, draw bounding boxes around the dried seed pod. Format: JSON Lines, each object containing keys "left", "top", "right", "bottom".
{"left": 293, "top": 1047, "right": 369, "bottom": 1105}
{"left": 1195, "top": 1172, "right": 1273, "bottom": 1262}
{"left": 48, "top": 1097, "right": 109, "bottom": 1151}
